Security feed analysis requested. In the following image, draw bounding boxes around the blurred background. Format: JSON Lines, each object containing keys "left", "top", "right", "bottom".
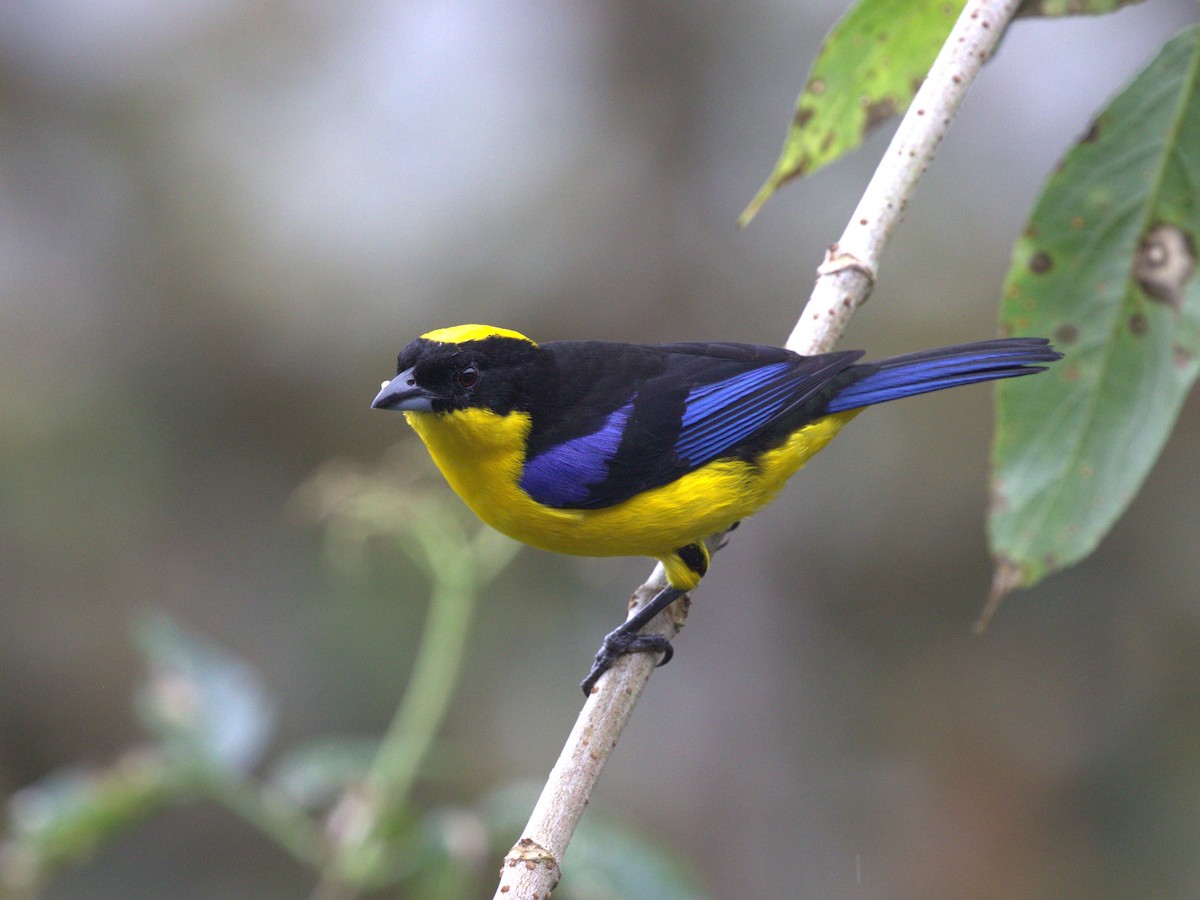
{"left": 3, "top": 1, "right": 1200, "bottom": 897}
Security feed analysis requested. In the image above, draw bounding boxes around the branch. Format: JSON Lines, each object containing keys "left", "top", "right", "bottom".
{"left": 495, "top": 569, "right": 683, "bottom": 894}
{"left": 494, "top": 1, "right": 1023, "bottom": 896}
{"left": 788, "top": 0, "right": 1020, "bottom": 355}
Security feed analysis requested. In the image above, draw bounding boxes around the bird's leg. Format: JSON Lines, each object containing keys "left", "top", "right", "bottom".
{"left": 580, "top": 584, "right": 686, "bottom": 695}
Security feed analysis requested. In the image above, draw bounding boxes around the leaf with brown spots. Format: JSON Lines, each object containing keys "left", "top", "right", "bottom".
{"left": 739, "top": 0, "right": 966, "bottom": 226}
{"left": 988, "top": 25, "right": 1200, "bottom": 606}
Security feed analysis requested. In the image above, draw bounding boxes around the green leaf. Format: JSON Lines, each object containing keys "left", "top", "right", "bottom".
{"left": 1016, "top": 0, "right": 1149, "bottom": 17}
{"left": 133, "top": 614, "right": 276, "bottom": 773}
{"left": 740, "top": 0, "right": 965, "bottom": 226}
{"left": 989, "top": 26, "right": 1200, "bottom": 599}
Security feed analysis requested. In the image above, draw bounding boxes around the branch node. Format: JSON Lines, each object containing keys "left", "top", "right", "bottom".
{"left": 499, "top": 838, "right": 561, "bottom": 895}
{"left": 816, "top": 248, "right": 877, "bottom": 285}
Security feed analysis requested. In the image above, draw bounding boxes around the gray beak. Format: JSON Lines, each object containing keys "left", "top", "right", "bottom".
{"left": 371, "top": 367, "right": 437, "bottom": 411}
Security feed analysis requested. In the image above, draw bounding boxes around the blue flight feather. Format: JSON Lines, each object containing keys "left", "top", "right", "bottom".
{"left": 826, "top": 345, "right": 1049, "bottom": 413}
{"left": 673, "top": 355, "right": 856, "bottom": 465}
{"left": 676, "top": 362, "right": 797, "bottom": 463}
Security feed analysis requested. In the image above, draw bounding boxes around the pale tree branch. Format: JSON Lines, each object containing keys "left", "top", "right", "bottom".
{"left": 494, "top": 568, "right": 680, "bottom": 893}
{"left": 493, "top": 1, "right": 1023, "bottom": 897}
{"left": 788, "top": 0, "right": 1018, "bottom": 355}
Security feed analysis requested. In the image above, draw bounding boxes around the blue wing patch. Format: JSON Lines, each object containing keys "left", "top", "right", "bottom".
{"left": 520, "top": 400, "right": 634, "bottom": 506}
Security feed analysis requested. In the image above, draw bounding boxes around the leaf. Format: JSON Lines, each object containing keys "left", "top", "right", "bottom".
{"left": 1016, "top": 0, "right": 1149, "bottom": 17}
{"left": 740, "top": 0, "right": 965, "bottom": 226}
{"left": 989, "top": 26, "right": 1200, "bottom": 601}
{"left": 133, "top": 614, "right": 276, "bottom": 773}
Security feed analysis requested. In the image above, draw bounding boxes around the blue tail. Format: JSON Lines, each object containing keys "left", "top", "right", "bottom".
{"left": 825, "top": 338, "right": 1060, "bottom": 414}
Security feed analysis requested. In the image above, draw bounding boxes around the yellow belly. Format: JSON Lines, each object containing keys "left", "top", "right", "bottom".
{"left": 405, "top": 406, "right": 858, "bottom": 572}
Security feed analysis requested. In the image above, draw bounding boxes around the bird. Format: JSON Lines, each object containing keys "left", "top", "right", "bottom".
{"left": 372, "top": 324, "right": 1059, "bottom": 694}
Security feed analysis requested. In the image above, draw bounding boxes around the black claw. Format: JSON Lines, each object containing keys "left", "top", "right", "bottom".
{"left": 580, "top": 645, "right": 617, "bottom": 694}
{"left": 580, "top": 631, "right": 675, "bottom": 695}
{"left": 580, "top": 585, "right": 687, "bottom": 696}
{"left": 655, "top": 641, "right": 674, "bottom": 667}
{"left": 580, "top": 666, "right": 604, "bottom": 696}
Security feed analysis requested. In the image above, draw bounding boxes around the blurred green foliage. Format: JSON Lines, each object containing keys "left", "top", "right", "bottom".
{"left": 0, "top": 451, "right": 704, "bottom": 897}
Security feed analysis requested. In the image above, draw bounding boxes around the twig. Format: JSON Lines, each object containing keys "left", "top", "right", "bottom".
{"left": 493, "top": 1, "right": 1023, "bottom": 896}
{"left": 788, "top": 0, "right": 1019, "bottom": 355}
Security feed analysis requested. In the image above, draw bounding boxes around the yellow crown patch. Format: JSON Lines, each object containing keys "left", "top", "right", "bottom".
{"left": 421, "top": 324, "right": 536, "bottom": 346}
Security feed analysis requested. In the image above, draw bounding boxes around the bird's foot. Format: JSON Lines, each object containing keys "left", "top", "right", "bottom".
{"left": 580, "top": 628, "right": 674, "bottom": 695}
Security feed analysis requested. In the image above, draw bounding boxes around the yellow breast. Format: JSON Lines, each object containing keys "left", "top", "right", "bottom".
{"left": 405, "top": 406, "right": 860, "bottom": 565}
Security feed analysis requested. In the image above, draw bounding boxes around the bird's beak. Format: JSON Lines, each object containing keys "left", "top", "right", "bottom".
{"left": 372, "top": 367, "right": 438, "bottom": 412}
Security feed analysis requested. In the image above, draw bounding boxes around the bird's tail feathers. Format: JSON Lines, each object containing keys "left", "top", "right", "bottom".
{"left": 825, "top": 338, "right": 1060, "bottom": 413}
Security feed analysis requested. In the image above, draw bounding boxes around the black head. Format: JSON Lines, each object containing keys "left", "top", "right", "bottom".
{"left": 371, "top": 325, "right": 543, "bottom": 415}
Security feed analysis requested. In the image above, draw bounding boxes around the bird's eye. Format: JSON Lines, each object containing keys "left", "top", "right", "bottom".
{"left": 457, "top": 365, "right": 478, "bottom": 388}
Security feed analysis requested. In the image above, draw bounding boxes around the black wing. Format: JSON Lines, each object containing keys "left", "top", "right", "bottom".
{"left": 518, "top": 341, "right": 862, "bottom": 509}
